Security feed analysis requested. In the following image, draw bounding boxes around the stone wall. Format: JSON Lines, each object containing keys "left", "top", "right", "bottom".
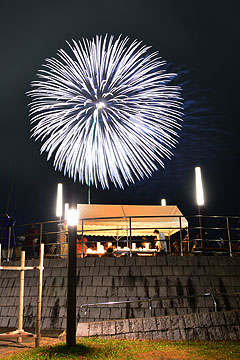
{"left": 76, "top": 310, "right": 240, "bottom": 341}
{"left": 0, "top": 256, "right": 239, "bottom": 330}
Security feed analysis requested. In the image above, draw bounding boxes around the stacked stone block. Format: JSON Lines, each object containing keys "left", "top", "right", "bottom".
{"left": 76, "top": 310, "right": 240, "bottom": 341}
{"left": 0, "top": 256, "right": 239, "bottom": 330}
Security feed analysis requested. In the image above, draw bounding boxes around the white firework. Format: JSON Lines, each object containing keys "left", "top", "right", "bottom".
{"left": 28, "top": 35, "right": 183, "bottom": 189}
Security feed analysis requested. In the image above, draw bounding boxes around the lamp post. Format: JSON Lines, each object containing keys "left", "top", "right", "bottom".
{"left": 195, "top": 167, "right": 204, "bottom": 247}
{"left": 66, "top": 208, "right": 78, "bottom": 349}
{"left": 56, "top": 183, "right": 63, "bottom": 256}
{"left": 161, "top": 199, "right": 166, "bottom": 206}
{"left": 56, "top": 183, "right": 63, "bottom": 219}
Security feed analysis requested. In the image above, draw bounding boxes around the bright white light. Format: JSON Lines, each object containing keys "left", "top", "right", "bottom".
{"left": 96, "top": 102, "right": 106, "bottom": 110}
{"left": 28, "top": 35, "right": 183, "bottom": 189}
{"left": 161, "top": 198, "right": 166, "bottom": 206}
{"left": 195, "top": 167, "right": 204, "bottom": 206}
{"left": 67, "top": 208, "right": 78, "bottom": 226}
{"left": 56, "top": 183, "right": 63, "bottom": 217}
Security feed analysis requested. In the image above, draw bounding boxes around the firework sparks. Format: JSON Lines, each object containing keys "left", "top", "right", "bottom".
{"left": 28, "top": 35, "right": 183, "bottom": 189}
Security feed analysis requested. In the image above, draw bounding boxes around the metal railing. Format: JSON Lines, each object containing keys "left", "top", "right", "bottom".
{"left": 0, "top": 214, "right": 239, "bottom": 260}
{"left": 80, "top": 293, "right": 218, "bottom": 315}
{"left": 80, "top": 292, "right": 240, "bottom": 317}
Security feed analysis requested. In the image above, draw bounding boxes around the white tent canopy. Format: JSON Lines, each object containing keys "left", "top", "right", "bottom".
{"left": 75, "top": 204, "right": 188, "bottom": 237}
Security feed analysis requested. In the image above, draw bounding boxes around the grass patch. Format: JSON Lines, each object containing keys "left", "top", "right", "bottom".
{"left": 6, "top": 338, "right": 240, "bottom": 360}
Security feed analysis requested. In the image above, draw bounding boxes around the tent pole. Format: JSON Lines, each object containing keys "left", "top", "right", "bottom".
{"left": 129, "top": 217, "right": 132, "bottom": 257}
{"left": 81, "top": 220, "right": 84, "bottom": 258}
{"left": 179, "top": 216, "right": 183, "bottom": 256}
{"left": 88, "top": 177, "right": 91, "bottom": 204}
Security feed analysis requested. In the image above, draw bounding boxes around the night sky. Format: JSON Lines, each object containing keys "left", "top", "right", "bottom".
{"left": 0, "top": 1, "right": 239, "bottom": 225}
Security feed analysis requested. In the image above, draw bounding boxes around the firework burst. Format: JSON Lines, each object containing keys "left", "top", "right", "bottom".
{"left": 28, "top": 35, "right": 183, "bottom": 189}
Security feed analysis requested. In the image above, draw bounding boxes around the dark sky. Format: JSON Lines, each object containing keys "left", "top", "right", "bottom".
{"left": 0, "top": 0, "right": 239, "bottom": 225}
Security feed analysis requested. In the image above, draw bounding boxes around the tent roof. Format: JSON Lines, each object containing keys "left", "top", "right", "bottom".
{"left": 76, "top": 204, "right": 188, "bottom": 237}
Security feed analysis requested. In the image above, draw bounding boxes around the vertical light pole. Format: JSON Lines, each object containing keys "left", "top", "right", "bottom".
{"left": 161, "top": 199, "right": 166, "bottom": 206}
{"left": 56, "top": 183, "right": 63, "bottom": 219}
{"left": 195, "top": 167, "right": 204, "bottom": 247}
{"left": 66, "top": 208, "right": 78, "bottom": 349}
{"left": 56, "top": 183, "right": 63, "bottom": 256}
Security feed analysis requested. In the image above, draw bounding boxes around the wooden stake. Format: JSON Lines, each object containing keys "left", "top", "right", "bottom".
{"left": 17, "top": 251, "right": 25, "bottom": 343}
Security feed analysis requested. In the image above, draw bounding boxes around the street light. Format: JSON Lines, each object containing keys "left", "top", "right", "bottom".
{"left": 56, "top": 183, "right": 63, "bottom": 218}
{"left": 195, "top": 167, "right": 204, "bottom": 207}
{"left": 66, "top": 207, "right": 78, "bottom": 349}
{"left": 67, "top": 208, "right": 78, "bottom": 227}
{"left": 56, "top": 183, "right": 64, "bottom": 257}
{"left": 161, "top": 199, "right": 166, "bottom": 206}
{"left": 195, "top": 167, "right": 204, "bottom": 245}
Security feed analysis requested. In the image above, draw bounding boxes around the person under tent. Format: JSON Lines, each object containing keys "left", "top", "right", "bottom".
{"left": 153, "top": 229, "right": 167, "bottom": 253}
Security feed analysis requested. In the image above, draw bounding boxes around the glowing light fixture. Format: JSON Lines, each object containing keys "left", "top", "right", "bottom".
{"left": 67, "top": 208, "right": 78, "bottom": 226}
{"left": 195, "top": 167, "right": 204, "bottom": 206}
{"left": 161, "top": 198, "right": 166, "bottom": 206}
{"left": 56, "top": 183, "right": 63, "bottom": 217}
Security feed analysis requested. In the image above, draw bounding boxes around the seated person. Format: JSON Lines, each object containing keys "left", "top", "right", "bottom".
{"left": 103, "top": 241, "right": 116, "bottom": 257}
{"left": 89, "top": 242, "right": 97, "bottom": 251}
{"left": 141, "top": 237, "right": 151, "bottom": 250}
{"left": 141, "top": 237, "right": 148, "bottom": 248}
{"left": 76, "top": 236, "right": 88, "bottom": 257}
{"left": 136, "top": 238, "right": 143, "bottom": 248}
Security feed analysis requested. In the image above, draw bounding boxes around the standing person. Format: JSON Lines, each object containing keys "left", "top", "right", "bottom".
{"left": 24, "top": 224, "right": 38, "bottom": 259}
{"left": 42, "top": 231, "right": 52, "bottom": 255}
{"left": 182, "top": 234, "right": 189, "bottom": 255}
{"left": 0, "top": 213, "right": 16, "bottom": 261}
{"left": 154, "top": 229, "right": 167, "bottom": 253}
{"left": 173, "top": 239, "right": 180, "bottom": 255}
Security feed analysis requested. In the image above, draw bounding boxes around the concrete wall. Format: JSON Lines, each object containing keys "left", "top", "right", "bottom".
{"left": 0, "top": 256, "right": 239, "bottom": 330}
{"left": 77, "top": 310, "right": 240, "bottom": 341}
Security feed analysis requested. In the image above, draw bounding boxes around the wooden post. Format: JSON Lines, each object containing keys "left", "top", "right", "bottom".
{"left": 17, "top": 251, "right": 25, "bottom": 343}
{"left": 39, "top": 222, "right": 43, "bottom": 247}
{"left": 35, "top": 244, "right": 44, "bottom": 347}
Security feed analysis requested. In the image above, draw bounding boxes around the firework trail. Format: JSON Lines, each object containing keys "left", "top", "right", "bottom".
{"left": 28, "top": 35, "right": 183, "bottom": 189}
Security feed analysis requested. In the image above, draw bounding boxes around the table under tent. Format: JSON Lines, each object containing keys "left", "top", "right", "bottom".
{"left": 70, "top": 204, "right": 188, "bottom": 255}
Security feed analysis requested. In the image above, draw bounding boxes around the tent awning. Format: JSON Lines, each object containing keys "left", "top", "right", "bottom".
{"left": 75, "top": 204, "right": 188, "bottom": 237}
